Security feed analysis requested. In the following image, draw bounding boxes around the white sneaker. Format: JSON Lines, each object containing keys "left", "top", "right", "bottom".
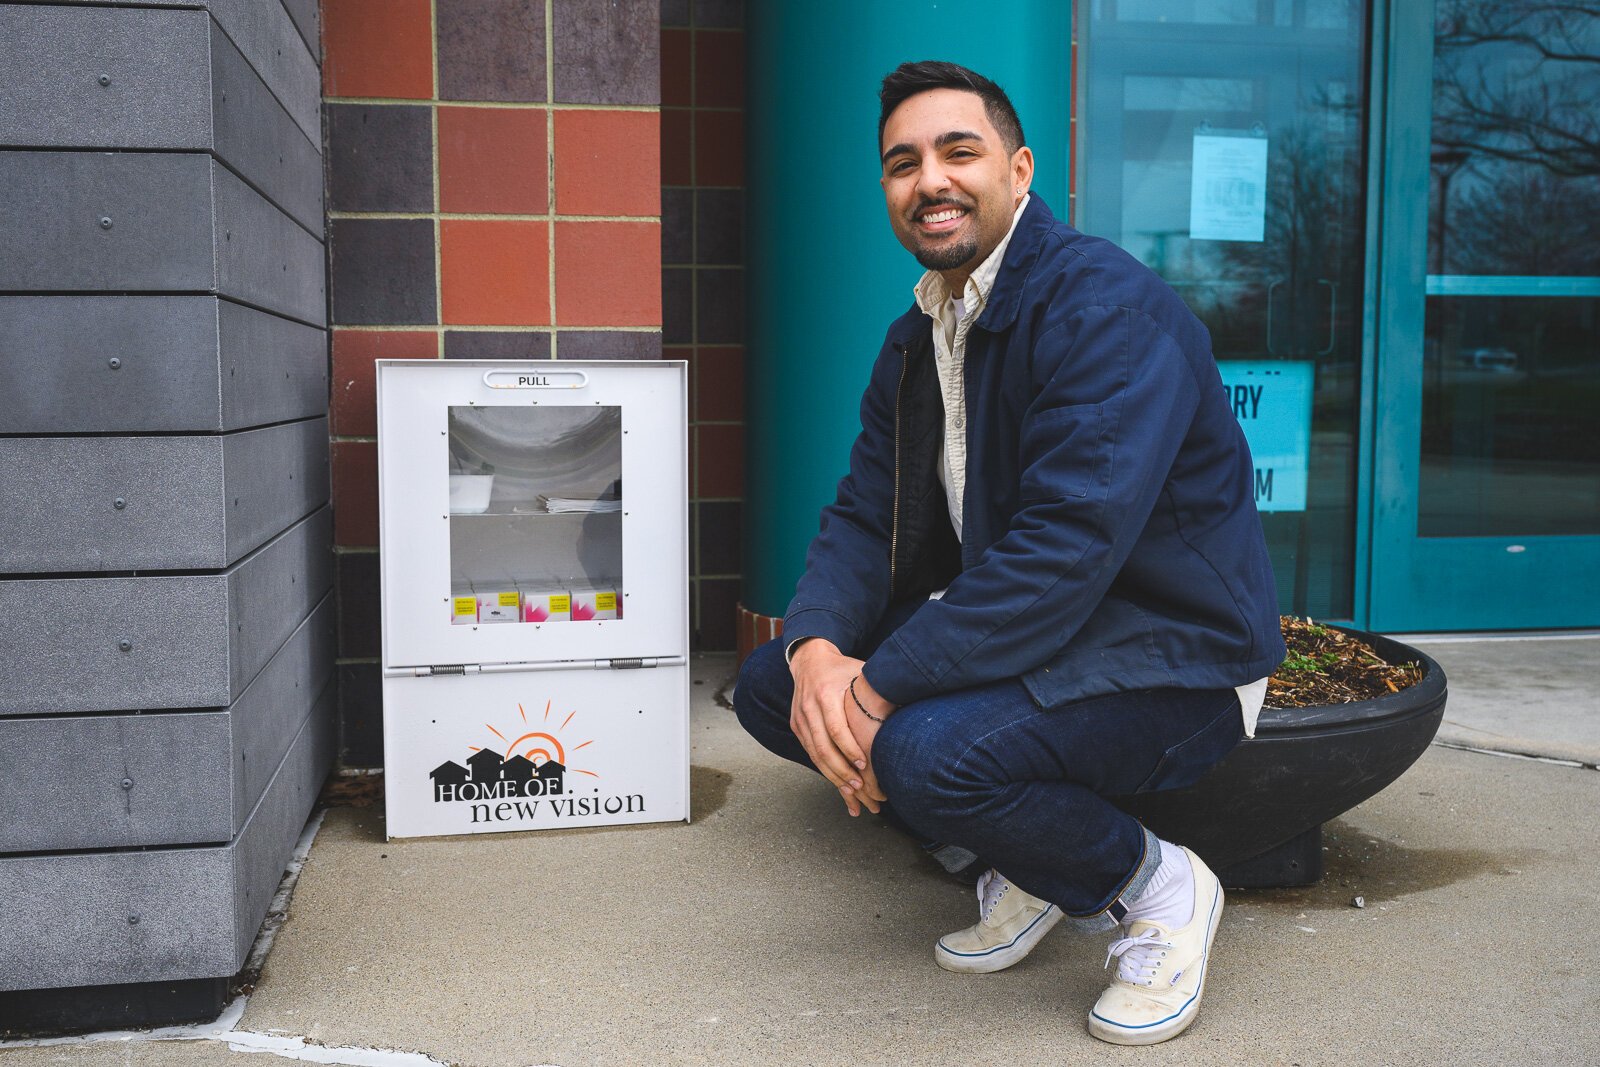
{"left": 934, "top": 868, "right": 1061, "bottom": 973}
{"left": 1088, "top": 846, "right": 1224, "bottom": 1045}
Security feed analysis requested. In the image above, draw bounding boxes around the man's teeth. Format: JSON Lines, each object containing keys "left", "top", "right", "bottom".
{"left": 921, "top": 209, "right": 965, "bottom": 224}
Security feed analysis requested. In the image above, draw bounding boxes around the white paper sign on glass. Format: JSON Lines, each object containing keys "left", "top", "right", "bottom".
{"left": 1217, "top": 360, "right": 1313, "bottom": 512}
{"left": 1190, "top": 132, "right": 1268, "bottom": 242}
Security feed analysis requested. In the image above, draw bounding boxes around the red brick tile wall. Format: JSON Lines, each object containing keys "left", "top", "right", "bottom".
{"left": 662, "top": 0, "right": 745, "bottom": 652}
{"left": 322, "top": 0, "right": 662, "bottom": 766}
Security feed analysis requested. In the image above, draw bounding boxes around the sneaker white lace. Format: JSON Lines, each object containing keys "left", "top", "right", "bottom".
{"left": 1088, "top": 846, "right": 1224, "bottom": 1045}
{"left": 934, "top": 868, "right": 1061, "bottom": 973}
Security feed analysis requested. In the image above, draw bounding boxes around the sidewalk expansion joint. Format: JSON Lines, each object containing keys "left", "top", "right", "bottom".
{"left": 1431, "top": 737, "right": 1598, "bottom": 771}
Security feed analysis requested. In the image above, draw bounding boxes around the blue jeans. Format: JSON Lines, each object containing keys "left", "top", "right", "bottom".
{"left": 733, "top": 618, "right": 1243, "bottom": 933}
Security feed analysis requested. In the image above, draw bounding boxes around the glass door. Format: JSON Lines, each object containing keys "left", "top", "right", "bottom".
{"left": 1369, "top": 0, "right": 1600, "bottom": 630}
{"left": 1075, "top": 0, "right": 1373, "bottom": 620}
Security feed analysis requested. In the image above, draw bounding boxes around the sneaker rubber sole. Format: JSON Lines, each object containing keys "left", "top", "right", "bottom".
{"left": 933, "top": 904, "right": 1062, "bottom": 973}
{"left": 1087, "top": 883, "right": 1224, "bottom": 1046}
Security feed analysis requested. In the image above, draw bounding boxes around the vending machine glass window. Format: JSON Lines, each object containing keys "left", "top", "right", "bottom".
{"left": 446, "top": 405, "right": 624, "bottom": 627}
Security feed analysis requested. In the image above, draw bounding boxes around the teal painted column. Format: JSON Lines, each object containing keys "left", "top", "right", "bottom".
{"left": 743, "top": 1, "right": 1073, "bottom": 618}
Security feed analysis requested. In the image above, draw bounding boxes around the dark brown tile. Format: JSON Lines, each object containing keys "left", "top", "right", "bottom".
{"left": 558, "top": 331, "right": 663, "bottom": 360}
{"left": 438, "top": 0, "right": 546, "bottom": 102}
{"left": 693, "top": 0, "right": 742, "bottom": 27}
{"left": 338, "top": 663, "right": 384, "bottom": 768}
{"left": 697, "top": 501, "right": 741, "bottom": 575}
{"left": 552, "top": 0, "right": 659, "bottom": 105}
{"left": 326, "top": 104, "right": 434, "bottom": 212}
{"left": 695, "top": 188, "right": 742, "bottom": 265}
{"left": 663, "top": 267, "right": 692, "bottom": 343}
{"left": 330, "top": 219, "right": 438, "bottom": 325}
{"left": 693, "top": 27, "right": 743, "bottom": 106}
{"left": 663, "top": 187, "right": 692, "bottom": 265}
{"left": 443, "top": 331, "right": 553, "bottom": 360}
{"left": 337, "top": 551, "right": 380, "bottom": 658}
{"left": 693, "top": 345, "right": 744, "bottom": 421}
{"left": 697, "top": 577, "right": 739, "bottom": 651}
{"left": 696, "top": 267, "right": 744, "bottom": 344}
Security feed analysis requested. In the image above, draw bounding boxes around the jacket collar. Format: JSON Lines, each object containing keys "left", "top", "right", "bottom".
{"left": 975, "top": 193, "right": 1055, "bottom": 333}
{"left": 887, "top": 194, "right": 1058, "bottom": 348}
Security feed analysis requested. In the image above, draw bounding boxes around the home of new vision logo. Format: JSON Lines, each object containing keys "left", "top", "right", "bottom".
{"left": 427, "top": 699, "right": 645, "bottom": 824}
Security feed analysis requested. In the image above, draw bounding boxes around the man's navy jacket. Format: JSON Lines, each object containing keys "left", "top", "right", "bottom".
{"left": 783, "top": 195, "right": 1286, "bottom": 709}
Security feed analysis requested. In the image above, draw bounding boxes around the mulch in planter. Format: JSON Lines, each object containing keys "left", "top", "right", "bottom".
{"left": 1266, "top": 616, "right": 1425, "bottom": 709}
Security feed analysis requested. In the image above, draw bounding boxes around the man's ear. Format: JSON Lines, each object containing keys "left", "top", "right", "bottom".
{"left": 1011, "top": 146, "right": 1035, "bottom": 198}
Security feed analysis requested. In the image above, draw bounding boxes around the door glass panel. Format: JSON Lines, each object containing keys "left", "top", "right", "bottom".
{"left": 446, "top": 406, "right": 623, "bottom": 625}
{"left": 1420, "top": 2, "right": 1600, "bottom": 537}
{"left": 1077, "top": 1, "right": 1369, "bottom": 617}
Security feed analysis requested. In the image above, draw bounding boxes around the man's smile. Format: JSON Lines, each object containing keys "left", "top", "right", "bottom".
{"left": 915, "top": 203, "right": 971, "bottom": 234}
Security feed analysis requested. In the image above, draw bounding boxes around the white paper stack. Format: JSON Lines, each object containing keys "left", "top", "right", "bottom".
{"left": 538, "top": 495, "right": 622, "bottom": 514}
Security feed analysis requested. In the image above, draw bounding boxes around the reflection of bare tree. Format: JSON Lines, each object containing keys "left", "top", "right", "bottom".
{"left": 1432, "top": 1, "right": 1600, "bottom": 274}
{"left": 1449, "top": 169, "right": 1600, "bottom": 276}
{"left": 1433, "top": 1, "right": 1600, "bottom": 177}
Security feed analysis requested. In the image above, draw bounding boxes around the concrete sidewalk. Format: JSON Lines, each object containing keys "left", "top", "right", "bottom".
{"left": 7, "top": 639, "right": 1599, "bottom": 1067}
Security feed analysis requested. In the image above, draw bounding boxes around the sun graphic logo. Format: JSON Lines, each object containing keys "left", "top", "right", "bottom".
{"left": 428, "top": 699, "right": 598, "bottom": 804}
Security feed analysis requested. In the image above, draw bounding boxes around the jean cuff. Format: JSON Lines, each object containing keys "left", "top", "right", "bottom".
{"left": 1058, "top": 826, "right": 1163, "bottom": 934}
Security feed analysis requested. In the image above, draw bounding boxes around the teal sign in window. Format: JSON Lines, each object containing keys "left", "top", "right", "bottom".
{"left": 1216, "top": 361, "right": 1313, "bottom": 512}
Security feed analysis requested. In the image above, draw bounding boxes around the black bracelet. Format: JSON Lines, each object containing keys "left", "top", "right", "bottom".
{"left": 849, "top": 676, "right": 886, "bottom": 723}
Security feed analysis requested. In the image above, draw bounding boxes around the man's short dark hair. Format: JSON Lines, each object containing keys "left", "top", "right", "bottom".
{"left": 878, "top": 61, "right": 1026, "bottom": 158}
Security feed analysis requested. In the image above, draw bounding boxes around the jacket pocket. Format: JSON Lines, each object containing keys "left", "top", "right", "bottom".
{"left": 1019, "top": 403, "right": 1101, "bottom": 501}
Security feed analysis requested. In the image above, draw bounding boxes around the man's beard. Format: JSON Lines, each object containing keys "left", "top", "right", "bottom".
{"left": 913, "top": 235, "right": 978, "bottom": 272}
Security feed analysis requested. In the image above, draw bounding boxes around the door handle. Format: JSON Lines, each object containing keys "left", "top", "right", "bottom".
{"left": 1318, "top": 279, "right": 1337, "bottom": 356}
{"left": 1266, "top": 278, "right": 1283, "bottom": 355}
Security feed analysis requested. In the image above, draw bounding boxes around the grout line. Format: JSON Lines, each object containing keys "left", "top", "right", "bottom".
{"left": 325, "top": 96, "right": 660, "bottom": 111}
{"left": 429, "top": 0, "right": 443, "bottom": 351}
{"left": 546, "top": 0, "right": 557, "bottom": 351}
{"left": 328, "top": 211, "right": 660, "bottom": 222}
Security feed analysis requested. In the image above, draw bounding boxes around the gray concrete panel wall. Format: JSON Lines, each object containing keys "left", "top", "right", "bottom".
{"left": 209, "top": 17, "right": 323, "bottom": 232}
{"left": 218, "top": 300, "right": 328, "bottom": 430}
{"left": 277, "top": 0, "right": 319, "bottom": 66}
{"left": 0, "top": 6, "right": 321, "bottom": 231}
{"left": 230, "top": 594, "right": 335, "bottom": 838}
{"left": 0, "top": 0, "right": 331, "bottom": 1000}
{"left": 213, "top": 160, "right": 326, "bottom": 326}
{"left": 0, "top": 296, "right": 327, "bottom": 434}
{"left": 229, "top": 683, "right": 335, "bottom": 969}
{"left": 0, "top": 417, "right": 327, "bottom": 572}
{"left": 0, "top": 595, "right": 334, "bottom": 853}
{"left": 0, "top": 507, "right": 332, "bottom": 716}
{"left": 0, "top": 153, "right": 324, "bottom": 325}
{"left": 0, "top": 689, "right": 335, "bottom": 992}
{"left": 0, "top": 5, "right": 212, "bottom": 148}
{"left": 223, "top": 416, "right": 329, "bottom": 564}
{"left": 209, "top": 0, "right": 322, "bottom": 146}
{"left": 226, "top": 506, "right": 333, "bottom": 700}
{"left": 0, "top": 151, "right": 214, "bottom": 291}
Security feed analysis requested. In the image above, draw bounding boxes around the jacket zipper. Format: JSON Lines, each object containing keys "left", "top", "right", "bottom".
{"left": 890, "top": 341, "right": 910, "bottom": 590}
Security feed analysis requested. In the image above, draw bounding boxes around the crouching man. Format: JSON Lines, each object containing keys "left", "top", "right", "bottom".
{"left": 734, "top": 61, "right": 1284, "bottom": 1045}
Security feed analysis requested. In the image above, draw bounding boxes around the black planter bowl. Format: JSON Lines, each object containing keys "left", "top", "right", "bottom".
{"left": 1108, "top": 628, "right": 1447, "bottom": 889}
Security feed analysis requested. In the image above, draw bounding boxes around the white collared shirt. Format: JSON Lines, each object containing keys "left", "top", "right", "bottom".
{"left": 912, "top": 195, "right": 1030, "bottom": 537}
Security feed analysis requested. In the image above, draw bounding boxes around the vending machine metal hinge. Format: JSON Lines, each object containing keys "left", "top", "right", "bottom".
{"left": 593, "top": 655, "right": 687, "bottom": 670}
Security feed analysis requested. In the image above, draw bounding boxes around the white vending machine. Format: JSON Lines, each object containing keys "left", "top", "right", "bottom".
{"left": 375, "top": 359, "right": 689, "bottom": 839}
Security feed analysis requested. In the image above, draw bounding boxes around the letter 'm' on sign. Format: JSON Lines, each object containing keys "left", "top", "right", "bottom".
{"left": 1216, "top": 361, "right": 1313, "bottom": 513}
